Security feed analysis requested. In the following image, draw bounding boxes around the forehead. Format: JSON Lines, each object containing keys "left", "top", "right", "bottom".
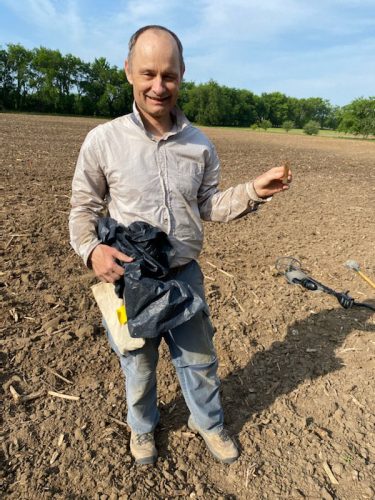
{"left": 132, "top": 30, "right": 180, "bottom": 68}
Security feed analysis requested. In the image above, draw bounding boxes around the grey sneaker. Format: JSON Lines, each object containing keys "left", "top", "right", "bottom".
{"left": 130, "top": 432, "right": 157, "bottom": 465}
{"left": 188, "top": 416, "right": 239, "bottom": 464}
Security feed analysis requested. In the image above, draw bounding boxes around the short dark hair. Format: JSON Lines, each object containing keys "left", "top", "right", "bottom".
{"left": 127, "top": 25, "right": 185, "bottom": 72}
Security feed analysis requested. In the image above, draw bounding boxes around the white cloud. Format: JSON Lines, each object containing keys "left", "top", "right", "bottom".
{"left": 1, "top": 0, "right": 374, "bottom": 103}
{"left": 0, "top": 0, "right": 84, "bottom": 46}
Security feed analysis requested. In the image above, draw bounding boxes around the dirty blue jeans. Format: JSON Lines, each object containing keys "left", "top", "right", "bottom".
{"left": 105, "top": 260, "right": 224, "bottom": 435}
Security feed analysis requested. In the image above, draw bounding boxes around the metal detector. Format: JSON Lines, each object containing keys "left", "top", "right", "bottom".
{"left": 275, "top": 257, "right": 375, "bottom": 312}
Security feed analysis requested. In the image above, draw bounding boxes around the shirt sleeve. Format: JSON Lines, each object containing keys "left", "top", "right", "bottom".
{"left": 197, "top": 143, "right": 268, "bottom": 222}
{"left": 69, "top": 129, "right": 108, "bottom": 265}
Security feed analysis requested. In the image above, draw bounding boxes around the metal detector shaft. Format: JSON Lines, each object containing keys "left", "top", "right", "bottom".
{"left": 279, "top": 257, "right": 375, "bottom": 312}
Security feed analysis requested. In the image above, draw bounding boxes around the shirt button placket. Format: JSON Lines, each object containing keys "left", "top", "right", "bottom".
{"left": 157, "top": 142, "right": 170, "bottom": 229}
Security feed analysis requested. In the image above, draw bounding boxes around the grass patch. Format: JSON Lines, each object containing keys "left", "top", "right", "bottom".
{"left": 199, "top": 124, "right": 374, "bottom": 141}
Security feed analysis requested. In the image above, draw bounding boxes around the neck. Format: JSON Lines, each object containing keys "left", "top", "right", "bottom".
{"left": 138, "top": 109, "right": 174, "bottom": 139}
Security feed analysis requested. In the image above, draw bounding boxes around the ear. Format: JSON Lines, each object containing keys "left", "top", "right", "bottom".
{"left": 124, "top": 59, "right": 133, "bottom": 84}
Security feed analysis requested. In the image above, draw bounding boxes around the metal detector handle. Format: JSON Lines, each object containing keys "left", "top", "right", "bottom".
{"left": 286, "top": 270, "right": 325, "bottom": 292}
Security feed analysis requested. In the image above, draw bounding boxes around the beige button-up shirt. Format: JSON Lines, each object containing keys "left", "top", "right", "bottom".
{"left": 69, "top": 104, "right": 264, "bottom": 267}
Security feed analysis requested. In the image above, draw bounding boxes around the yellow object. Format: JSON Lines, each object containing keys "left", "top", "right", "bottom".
{"left": 357, "top": 270, "right": 375, "bottom": 290}
{"left": 116, "top": 304, "right": 128, "bottom": 324}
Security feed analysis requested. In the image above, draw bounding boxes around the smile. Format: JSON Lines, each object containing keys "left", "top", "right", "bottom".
{"left": 146, "top": 95, "right": 170, "bottom": 102}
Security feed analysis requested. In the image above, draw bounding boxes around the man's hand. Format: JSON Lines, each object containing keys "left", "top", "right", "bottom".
{"left": 89, "top": 244, "right": 133, "bottom": 283}
{"left": 253, "top": 165, "right": 292, "bottom": 199}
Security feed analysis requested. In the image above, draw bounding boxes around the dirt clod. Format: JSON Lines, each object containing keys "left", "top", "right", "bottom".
{"left": 2, "top": 114, "right": 374, "bottom": 499}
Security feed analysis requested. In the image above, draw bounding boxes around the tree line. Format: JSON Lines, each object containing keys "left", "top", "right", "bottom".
{"left": 1, "top": 44, "right": 374, "bottom": 136}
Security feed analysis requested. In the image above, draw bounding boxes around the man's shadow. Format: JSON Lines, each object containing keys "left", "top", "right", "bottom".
{"left": 160, "top": 303, "right": 375, "bottom": 437}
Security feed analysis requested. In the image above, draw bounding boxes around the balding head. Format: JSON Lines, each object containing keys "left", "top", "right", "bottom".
{"left": 127, "top": 25, "right": 185, "bottom": 74}
{"left": 124, "top": 26, "right": 184, "bottom": 132}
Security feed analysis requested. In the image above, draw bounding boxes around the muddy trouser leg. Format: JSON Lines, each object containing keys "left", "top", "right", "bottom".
{"left": 164, "top": 261, "right": 224, "bottom": 432}
{"left": 105, "top": 325, "right": 162, "bottom": 434}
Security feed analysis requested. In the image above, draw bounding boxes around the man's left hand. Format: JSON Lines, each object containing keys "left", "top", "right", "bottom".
{"left": 253, "top": 165, "right": 292, "bottom": 199}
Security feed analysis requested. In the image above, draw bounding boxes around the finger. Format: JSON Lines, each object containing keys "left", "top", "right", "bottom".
{"left": 104, "top": 271, "right": 121, "bottom": 284}
{"left": 113, "top": 249, "right": 133, "bottom": 263}
{"left": 99, "top": 273, "right": 114, "bottom": 283}
{"left": 112, "top": 262, "right": 125, "bottom": 275}
{"left": 270, "top": 166, "right": 287, "bottom": 180}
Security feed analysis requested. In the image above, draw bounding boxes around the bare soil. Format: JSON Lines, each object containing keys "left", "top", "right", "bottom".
{"left": 1, "top": 113, "right": 375, "bottom": 500}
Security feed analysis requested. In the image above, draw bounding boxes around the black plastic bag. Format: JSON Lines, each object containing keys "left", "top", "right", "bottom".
{"left": 97, "top": 218, "right": 205, "bottom": 338}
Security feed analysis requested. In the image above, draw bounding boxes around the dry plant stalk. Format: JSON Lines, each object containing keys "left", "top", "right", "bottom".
{"left": 233, "top": 295, "right": 245, "bottom": 312}
{"left": 22, "top": 391, "right": 44, "bottom": 402}
{"left": 203, "top": 274, "right": 215, "bottom": 281}
{"left": 48, "top": 390, "right": 80, "bottom": 401}
{"left": 45, "top": 366, "right": 73, "bottom": 385}
{"left": 322, "top": 461, "right": 339, "bottom": 485}
{"left": 50, "top": 451, "right": 59, "bottom": 465}
{"left": 206, "top": 260, "right": 234, "bottom": 278}
{"left": 57, "top": 433, "right": 65, "bottom": 447}
{"left": 9, "top": 385, "right": 21, "bottom": 403}
{"left": 109, "top": 415, "right": 128, "bottom": 428}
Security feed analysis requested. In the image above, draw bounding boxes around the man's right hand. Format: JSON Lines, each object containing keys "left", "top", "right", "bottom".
{"left": 89, "top": 244, "right": 133, "bottom": 283}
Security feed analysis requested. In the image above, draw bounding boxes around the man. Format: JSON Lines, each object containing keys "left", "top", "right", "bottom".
{"left": 69, "top": 25, "right": 292, "bottom": 466}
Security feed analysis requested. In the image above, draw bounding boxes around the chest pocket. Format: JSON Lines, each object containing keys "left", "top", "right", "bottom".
{"left": 174, "top": 160, "right": 204, "bottom": 201}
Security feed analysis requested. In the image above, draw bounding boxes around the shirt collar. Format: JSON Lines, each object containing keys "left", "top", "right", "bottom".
{"left": 131, "top": 101, "right": 190, "bottom": 140}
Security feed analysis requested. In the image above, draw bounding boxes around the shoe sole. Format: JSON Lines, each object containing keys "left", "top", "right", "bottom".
{"left": 134, "top": 455, "right": 157, "bottom": 465}
{"left": 188, "top": 419, "right": 238, "bottom": 464}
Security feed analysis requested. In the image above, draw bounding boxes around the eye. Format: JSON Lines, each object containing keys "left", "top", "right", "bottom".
{"left": 164, "top": 74, "right": 177, "bottom": 81}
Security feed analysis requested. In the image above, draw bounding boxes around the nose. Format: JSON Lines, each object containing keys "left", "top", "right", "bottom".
{"left": 151, "top": 76, "right": 166, "bottom": 96}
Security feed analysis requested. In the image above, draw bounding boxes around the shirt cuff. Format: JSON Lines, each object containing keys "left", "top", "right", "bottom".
{"left": 246, "top": 182, "right": 273, "bottom": 203}
{"left": 83, "top": 240, "right": 102, "bottom": 268}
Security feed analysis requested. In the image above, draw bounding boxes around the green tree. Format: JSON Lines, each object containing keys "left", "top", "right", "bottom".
{"left": 55, "top": 53, "right": 86, "bottom": 113}
{"left": 232, "top": 88, "right": 258, "bottom": 126}
{"left": 0, "top": 47, "right": 13, "bottom": 109}
{"left": 178, "top": 80, "right": 195, "bottom": 111}
{"left": 2, "top": 42, "right": 373, "bottom": 134}
{"left": 338, "top": 97, "right": 375, "bottom": 137}
{"left": 259, "top": 119, "right": 272, "bottom": 131}
{"left": 259, "top": 92, "right": 289, "bottom": 127}
{"left": 282, "top": 120, "right": 294, "bottom": 132}
{"left": 325, "top": 105, "right": 342, "bottom": 130}
{"left": 30, "top": 46, "right": 64, "bottom": 111}
{"left": 300, "top": 98, "right": 333, "bottom": 128}
{"left": 5, "top": 43, "right": 33, "bottom": 110}
{"left": 79, "top": 57, "right": 133, "bottom": 116}
{"left": 303, "top": 120, "right": 320, "bottom": 135}
{"left": 182, "top": 80, "right": 226, "bottom": 126}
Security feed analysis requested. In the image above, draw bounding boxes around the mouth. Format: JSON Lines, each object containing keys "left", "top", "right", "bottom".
{"left": 145, "top": 95, "right": 170, "bottom": 103}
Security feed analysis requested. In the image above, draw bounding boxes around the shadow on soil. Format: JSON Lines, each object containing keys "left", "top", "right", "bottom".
{"left": 159, "top": 303, "right": 375, "bottom": 442}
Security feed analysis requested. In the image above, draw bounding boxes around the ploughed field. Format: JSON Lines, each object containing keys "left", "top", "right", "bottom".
{"left": 1, "top": 113, "right": 374, "bottom": 500}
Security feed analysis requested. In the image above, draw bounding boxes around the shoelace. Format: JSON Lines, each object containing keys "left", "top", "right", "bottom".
{"left": 136, "top": 432, "right": 154, "bottom": 446}
{"left": 217, "top": 429, "right": 231, "bottom": 442}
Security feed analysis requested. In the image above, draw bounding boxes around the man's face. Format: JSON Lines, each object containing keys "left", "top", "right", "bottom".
{"left": 125, "top": 30, "right": 183, "bottom": 123}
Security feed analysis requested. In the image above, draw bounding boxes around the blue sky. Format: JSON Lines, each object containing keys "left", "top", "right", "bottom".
{"left": 1, "top": 0, "right": 374, "bottom": 106}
